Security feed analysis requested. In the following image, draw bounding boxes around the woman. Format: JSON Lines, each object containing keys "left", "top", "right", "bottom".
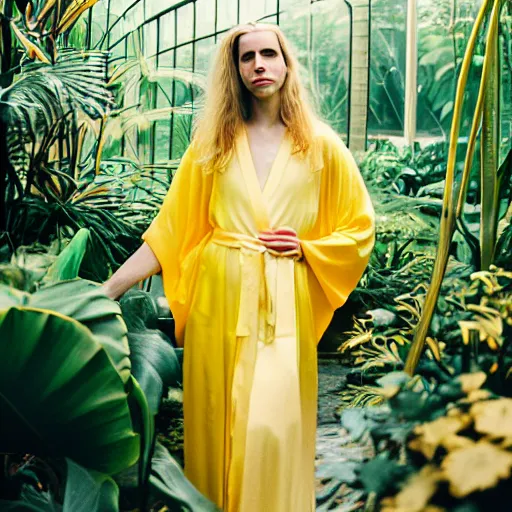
{"left": 103, "top": 22, "right": 375, "bottom": 512}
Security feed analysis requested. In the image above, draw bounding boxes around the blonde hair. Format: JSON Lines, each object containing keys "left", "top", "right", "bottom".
{"left": 193, "top": 23, "right": 317, "bottom": 172}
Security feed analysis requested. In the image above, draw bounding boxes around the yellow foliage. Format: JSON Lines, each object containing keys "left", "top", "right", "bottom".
{"left": 441, "top": 441, "right": 512, "bottom": 497}
{"left": 409, "top": 415, "right": 472, "bottom": 460}
{"left": 464, "top": 389, "right": 491, "bottom": 403}
{"left": 425, "top": 337, "right": 442, "bottom": 362}
{"left": 471, "top": 398, "right": 512, "bottom": 438}
{"left": 338, "top": 330, "right": 372, "bottom": 353}
{"left": 440, "top": 435, "right": 475, "bottom": 452}
{"left": 380, "top": 465, "right": 442, "bottom": 512}
{"left": 457, "top": 372, "right": 487, "bottom": 393}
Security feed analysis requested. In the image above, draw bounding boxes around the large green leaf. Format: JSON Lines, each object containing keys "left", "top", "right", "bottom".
{"left": 43, "top": 228, "right": 90, "bottom": 283}
{"left": 127, "top": 330, "right": 181, "bottom": 414}
{"left": 0, "top": 485, "right": 60, "bottom": 511}
{"left": 0, "top": 279, "right": 131, "bottom": 383}
{"left": 358, "top": 456, "right": 409, "bottom": 496}
{"left": 62, "top": 459, "right": 119, "bottom": 512}
{"left": 149, "top": 442, "right": 220, "bottom": 512}
{"left": 120, "top": 290, "right": 181, "bottom": 414}
{"left": 0, "top": 307, "right": 139, "bottom": 474}
{"left": 127, "top": 376, "right": 154, "bottom": 511}
{"left": 480, "top": 0, "right": 502, "bottom": 270}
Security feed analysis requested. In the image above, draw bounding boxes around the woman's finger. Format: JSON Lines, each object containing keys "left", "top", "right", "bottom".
{"left": 260, "top": 239, "right": 299, "bottom": 251}
{"left": 258, "top": 233, "right": 297, "bottom": 242}
{"left": 272, "top": 226, "right": 297, "bottom": 236}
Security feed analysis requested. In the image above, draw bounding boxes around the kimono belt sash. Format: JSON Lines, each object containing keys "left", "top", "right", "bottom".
{"left": 211, "top": 228, "right": 300, "bottom": 344}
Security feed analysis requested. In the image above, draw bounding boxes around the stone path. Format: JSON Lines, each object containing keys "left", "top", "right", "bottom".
{"left": 315, "top": 359, "right": 370, "bottom": 511}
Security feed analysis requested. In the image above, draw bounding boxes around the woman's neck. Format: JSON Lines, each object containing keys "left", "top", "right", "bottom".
{"left": 247, "top": 94, "right": 284, "bottom": 129}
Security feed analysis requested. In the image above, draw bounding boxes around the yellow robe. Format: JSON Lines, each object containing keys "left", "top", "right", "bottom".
{"left": 142, "top": 121, "right": 375, "bottom": 512}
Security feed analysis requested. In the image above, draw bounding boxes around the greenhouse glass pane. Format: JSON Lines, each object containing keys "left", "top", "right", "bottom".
{"left": 145, "top": 20, "right": 158, "bottom": 58}
{"left": 239, "top": 1, "right": 275, "bottom": 24}
{"left": 279, "top": 3, "right": 308, "bottom": 65}
{"left": 146, "top": 0, "right": 165, "bottom": 18}
{"left": 260, "top": 14, "right": 277, "bottom": 25}
{"left": 160, "top": 48, "right": 176, "bottom": 68}
{"left": 156, "top": 78, "right": 174, "bottom": 108}
{"left": 367, "top": 0, "right": 407, "bottom": 137}
{"left": 176, "top": 44, "right": 193, "bottom": 69}
{"left": 308, "top": 0, "right": 350, "bottom": 139}
{"left": 171, "top": 115, "right": 193, "bottom": 158}
{"left": 195, "top": 0, "right": 216, "bottom": 38}
{"left": 217, "top": 0, "right": 239, "bottom": 31}
{"left": 86, "top": 2, "right": 108, "bottom": 50}
{"left": 194, "top": 37, "right": 216, "bottom": 73}
{"left": 279, "top": 0, "right": 309, "bottom": 11}
{"left": 125, "top": 33, "right": 137, "bottom": 59}
{"left": 124, "top": 1, "right": 144, "bottom": 34}
{"left": 159, "top": 12, "right": 176, "bottom": 52}
{"left": 177, "top": 3, "right": 194, "bottom": 45}
{"left": 416, "top": 0, "right": 484, "bottom": 138}
{"left": 154, "top": 121, "right": 172, "bottom": 163}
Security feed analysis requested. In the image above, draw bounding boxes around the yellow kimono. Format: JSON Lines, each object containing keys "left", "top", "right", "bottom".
{"left": 142, "top": 121, "right": 375, "bottom": 512}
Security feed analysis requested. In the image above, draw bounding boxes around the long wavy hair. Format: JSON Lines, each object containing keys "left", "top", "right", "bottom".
{"left": 193, "top": 23, "right": 317, "bottom": 172}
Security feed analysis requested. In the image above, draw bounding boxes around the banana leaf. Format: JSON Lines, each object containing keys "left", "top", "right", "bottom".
{"left": 120, "top": 290, "right": 181, "bottom": 414}
{"left": 42, "top": 228, "right": 90, "bottom": 283}
{"left": 0, "top": 279, "right": 131, "bottom": 383}
{"left": 0, "top": 307, "right": 139, "bottom": 474}
{"left": 149, "top": 442, "right": 220, "bottom": 512}
{"left": 62, "top": 459, "right": 119, "bottom": 512}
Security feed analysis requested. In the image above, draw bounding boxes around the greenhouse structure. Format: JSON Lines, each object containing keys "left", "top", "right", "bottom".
{"left": 0, "top": 0, "right": 511, "bottom": 510}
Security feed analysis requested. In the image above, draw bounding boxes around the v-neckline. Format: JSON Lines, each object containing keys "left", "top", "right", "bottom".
{"left": 241, "top": 125, "right": 289, "bottom": 196}
{"left": 235, "top": 126, "right": 291, "bottom": 231}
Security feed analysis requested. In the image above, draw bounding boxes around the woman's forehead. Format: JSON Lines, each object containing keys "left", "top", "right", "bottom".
{"left": 238, "top": 31, "right": 281, "bottom": 53}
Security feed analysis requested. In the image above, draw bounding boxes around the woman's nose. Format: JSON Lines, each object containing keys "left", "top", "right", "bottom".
{"left": 254, "top": 53, "right": 265, "bottom": 70}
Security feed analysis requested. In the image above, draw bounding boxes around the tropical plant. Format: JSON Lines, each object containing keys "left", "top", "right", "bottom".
{"left": 415, "top": 0, "right": 485, "bottom": 136}
{"left": 340, "top": 262, "right": 512, "bottom": 413}
{"left": 353, "top": 239, "right": 436, "bottom": 311}
{"left": 337, "top": 371, "right": 512, "bottom": 512}
{"left": 405, "top": 0, "right": 511, "bottom": 375}
{"left": 1, "top": 4, "right": 205, "bottom": 280}
{"left": 7, "top": 0, "right": 101, "bottom": 64}
{"left": 0, "top": 230, "right": 218, "bottom": 511}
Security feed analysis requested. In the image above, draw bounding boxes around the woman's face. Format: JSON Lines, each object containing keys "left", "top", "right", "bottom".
{"left": 237, "top": 30, "right": 287, "bottom": 100}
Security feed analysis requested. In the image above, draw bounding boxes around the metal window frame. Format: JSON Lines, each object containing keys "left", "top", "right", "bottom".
{"left": 86, "top": 0, "right": 355, "bottom": 161}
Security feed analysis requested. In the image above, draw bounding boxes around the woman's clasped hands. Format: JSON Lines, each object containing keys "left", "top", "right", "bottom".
{"left": 258, "top": 226, "right": 302, "bottom": 258}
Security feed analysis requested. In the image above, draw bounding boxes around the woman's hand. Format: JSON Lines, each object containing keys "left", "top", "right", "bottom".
{"left": 258, "top": 226, "right": 300, "bottom": 252}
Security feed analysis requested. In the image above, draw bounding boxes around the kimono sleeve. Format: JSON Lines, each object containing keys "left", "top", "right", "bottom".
{"left": 142, "top": 145, "right": 213, "bottom": 345}
{"left": 300, "top": 132, "right": 375, "bottom": 336}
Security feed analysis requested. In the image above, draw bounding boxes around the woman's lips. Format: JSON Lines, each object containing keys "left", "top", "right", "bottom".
{"left": 252, "top": 79, "right": 273, "bottom": 86}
